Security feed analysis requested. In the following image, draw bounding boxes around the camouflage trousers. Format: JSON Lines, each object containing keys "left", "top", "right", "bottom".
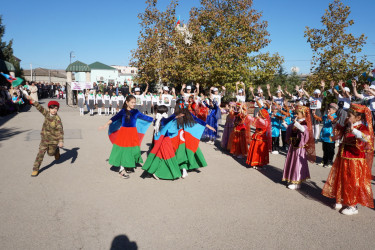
{"left": 33, "top": 140, "right": 58, "bottom": 171}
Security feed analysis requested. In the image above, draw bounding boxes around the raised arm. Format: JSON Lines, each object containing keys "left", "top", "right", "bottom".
{"left": 266, "top": 84, "right": 272, "bottom": 99}
{"left": 352, "top": 80, "right": 364, "bottom": 99}
{"left": 180, "top": 84, "right": 186, "bottom": 95}
{"left": 142, "top": 83, "right": 149, "bottom": 95}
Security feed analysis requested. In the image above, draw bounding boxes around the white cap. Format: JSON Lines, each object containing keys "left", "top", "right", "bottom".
{"left": 186, "top": 86, "right": 191, "bottom": 90}
{"left": 163, "top": 86, "right": 169, "bottom": 91}
{"left": 298, "top": 89, "right": 304, "bottom": 93}
{"left": 276, "top": 90, "right": 281, "bottom": 93}
{"left": 238, "top": 89, "right": 243, "bottom": 93}
{"left": 134, "top": 87, "right": 140, "bottom": 92}
{"left": 344, "top": 87, "right": 350, "bottom": 93}
{"left": 213, "top": 87, "right": 218, "bottom": 92}
{"left": 313, "top": 89, "right": 321, "bottom": 94}
{"left": 369, "top": 85, "right": 375, "bottom": 90}
{"left": 258, "top": 89, "right": 263, "bottom": 93}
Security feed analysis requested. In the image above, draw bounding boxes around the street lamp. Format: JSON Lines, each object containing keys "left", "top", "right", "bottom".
{"left": 70, "top": 51, "right": 75, "bottom": 65}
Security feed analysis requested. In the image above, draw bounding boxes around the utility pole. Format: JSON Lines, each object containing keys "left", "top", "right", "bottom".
{"left": 70, "top": 51, "right": 75, "bottom": 65}
{"left": 30, "top": 63, "right": 32, "bottom": 81}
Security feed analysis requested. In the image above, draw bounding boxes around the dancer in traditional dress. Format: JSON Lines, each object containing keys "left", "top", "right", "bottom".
{"left": 202, "top": 99, "right": 219, "bottom": 144}
{"left": 99, "top": 95, "right": 153, "bottom": 179}
{"left": 171, "top": 99, "right": 215, "bottom": 178}
{"left": 282, "top": 105, "right": 315, "bottom": 190}
{"left": 322, "top": 103, "right": 374, "bottom": 215}
{"left": 96, "top": 90, "right": 104, "bottom": 115}
{"left": 221, "top": 102, "right": 236, "bottom": 149}
{"left": 227, "top": 103, "right": 248, "bottom": 158}
{"left": 245, "top": 108, "right": 272, "bottom": 169}
{"left": 77, "top": 91, "right": 85, "bottom": 116}
{"left": 142, "top": 105, "right": 183, "bottom": 180}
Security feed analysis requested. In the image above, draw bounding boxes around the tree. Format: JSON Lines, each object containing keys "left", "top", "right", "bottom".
{"left": 130, "top": 0, "right": 179, "bottom": 91}
{"left": 188, "top": 0, "right": 283, "bottom": 91}
{"left": 0, "top": 15, "right": 23, "bottom": 77}
{"left": 304, "top": 0, "right": 372, "bottom": 90}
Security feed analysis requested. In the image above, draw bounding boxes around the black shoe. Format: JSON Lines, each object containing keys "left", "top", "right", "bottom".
{"left": 55, "top": 148, "right": 60, "bottom": 160}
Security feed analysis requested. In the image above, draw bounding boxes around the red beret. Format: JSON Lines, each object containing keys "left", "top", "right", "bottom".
{"left": 48, "top": 101, "right": 60, "bottom": 108}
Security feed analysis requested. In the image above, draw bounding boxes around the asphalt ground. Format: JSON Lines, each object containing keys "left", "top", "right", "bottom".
{"left": 0, "top": 99, "right": 374, "bottom": 250}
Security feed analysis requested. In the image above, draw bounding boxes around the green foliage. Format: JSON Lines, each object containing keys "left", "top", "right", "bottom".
{"left": 0, "top": 15, "right": 23, "bottom": 77}
{"left": 131, "top": 0, "right": 283, "bottom": 92}
{"left": 304, "top": 0, "right": 372, "bottom": 89}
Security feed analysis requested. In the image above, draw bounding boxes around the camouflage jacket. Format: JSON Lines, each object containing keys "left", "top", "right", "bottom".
{"left": 33, "top": 102, "right": 64, "bottom": 144}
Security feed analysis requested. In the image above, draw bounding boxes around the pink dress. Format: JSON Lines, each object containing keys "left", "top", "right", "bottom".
{"left": 282, "top": 120, "right": 310, "bottom": 184}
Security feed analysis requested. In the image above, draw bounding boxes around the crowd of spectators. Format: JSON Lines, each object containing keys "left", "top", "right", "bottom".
{"left": 0, "top": 81, "right": 66, "bottom": 116}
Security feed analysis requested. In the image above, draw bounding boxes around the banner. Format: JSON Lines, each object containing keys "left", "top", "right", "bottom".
{"left": 71, "top": 82, "right": 93, "bottom": 90}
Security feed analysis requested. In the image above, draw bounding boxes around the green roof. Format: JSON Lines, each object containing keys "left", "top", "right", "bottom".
{"left": 66, "top": 60, "right": 91, "bottom": 72}
{"left": 89, "top": 61, "right": 116, "bottom": 70}
{"left": 0, "top": 59, "right": 15, "bottom": 72}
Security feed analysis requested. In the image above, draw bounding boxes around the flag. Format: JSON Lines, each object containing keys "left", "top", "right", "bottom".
{"left": 0, "top": 72, "right": 17, "bottom": 83}
{"left": 176, "top": 16, "right": 180, "bottom": 26}
{"left": 168, "top": 121, "right": 207, "bottom": 170}
{"left": 142, "top": 120, "right": 181, "bottom": 179}
{"left": 108, "top": 117, "right": 152, "bottom": 144}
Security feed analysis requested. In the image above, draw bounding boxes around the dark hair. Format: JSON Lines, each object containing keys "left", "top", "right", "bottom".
{"left": 174, "top": 99, "right": 196, "bottom": 128}
{"left": 122, "top": 95, "right": 136, "bottom": 122}
{"left": 154, "top": 105, "right": 169, "bottom": 115}
{"left": 347, "top": 109, "right": 365, "bottom": 120}
{"left": 49, "top": 105, "right": 59, "bottom": 109}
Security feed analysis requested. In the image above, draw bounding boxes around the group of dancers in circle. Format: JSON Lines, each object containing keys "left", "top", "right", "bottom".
{"left": 99, "top": 80, "right": 374, "bottom": 216}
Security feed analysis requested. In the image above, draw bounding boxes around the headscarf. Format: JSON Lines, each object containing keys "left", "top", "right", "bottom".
{"left": 259, "top": 109, "right": 272, "bottom": 152}
{"left": 154, "top": 112, "right": 168, "bottom": 135}
{"left": 295, "top": 105, "right": 316, "bottom": 163}
{"left": 349, "top": 104, "right": 374, "bottom": 169}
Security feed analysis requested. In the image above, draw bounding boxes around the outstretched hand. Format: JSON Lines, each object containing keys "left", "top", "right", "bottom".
{"left": 98, "top": 125, "right": 107, "bottom": 131}
{"left": 206, "top": 125, "right": 216, "bottom": 132}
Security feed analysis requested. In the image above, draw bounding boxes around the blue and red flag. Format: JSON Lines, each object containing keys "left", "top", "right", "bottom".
{"left": 0, "top": 73, "right": 17, "bottom": 83}
{"left": 108, "top": 117, "right": 152, "bottom": 145}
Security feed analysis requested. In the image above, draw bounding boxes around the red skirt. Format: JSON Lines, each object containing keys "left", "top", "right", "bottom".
{"left": 322, "top": 154, "right": 374, "bottom": 208}
{"left": 227, "top": 128, "right": 248, "bottom": 157}
{"left": 246, "top": 135, "right": 269, "bottom": 167}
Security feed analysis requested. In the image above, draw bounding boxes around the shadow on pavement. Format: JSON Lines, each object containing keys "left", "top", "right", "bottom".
{"left": 0, "top": 127, "right": 30, "bottom": 145}
{"left": 257, "top": 165, "right": 284, "bottom": 184}
{"left": 110, "top": 234, "right": 138, "bottom": 250}
{"left": 297, "top": 180, "right": 332, "bottom": 207}
{"left": 39, "top": 147, "right": 80, "bottom": 174}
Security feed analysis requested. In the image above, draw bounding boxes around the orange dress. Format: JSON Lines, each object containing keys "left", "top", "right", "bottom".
{"left": 322, "top": 123, "right": 374, "bottom": 208}
{"left": 246, "top": 117, "right": 270, "bottom": 167}
{"left": 227, "top": 113, "right": 248, "bottom": 157}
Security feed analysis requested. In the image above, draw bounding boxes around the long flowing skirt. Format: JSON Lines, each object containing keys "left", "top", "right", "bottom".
{"left": 282, "top": 147, "right": 310, "bottom": 184}
{"left": 227, "top": 129, "right": 248, "bottom": 157}
{"left": 246, "top": 138, "right": 269, "bottom": 167}
{"left": 322, "top": 155, "right": 374, "bottom": 208}
{"left": 109, "top": 127, "right": 142, "bottom": 168}
{"left": 142, "top": 137, "right": 181, "bottom": 180}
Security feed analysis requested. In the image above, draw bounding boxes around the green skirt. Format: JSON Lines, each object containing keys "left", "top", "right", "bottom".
{"left": 109, "top": 144, "right": 143, "bottom": 168}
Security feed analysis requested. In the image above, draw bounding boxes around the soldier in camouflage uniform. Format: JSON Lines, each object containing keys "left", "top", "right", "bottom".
{"left": 26, "top": 95, "right": 64, "bottom": 177}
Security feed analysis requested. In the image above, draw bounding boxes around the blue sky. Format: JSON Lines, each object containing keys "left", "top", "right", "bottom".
{"left": 1, "top": 0, "right": 374, "bottom": 74}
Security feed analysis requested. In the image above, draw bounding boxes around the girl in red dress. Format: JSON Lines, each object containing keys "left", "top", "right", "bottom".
{"left": 322, "top": 103, "right": 374, "bottom": 215}
{"left": 245, "top": 108, "right": 272, "bottom": 169}
{"left": 227, "top": 103, "right": 249, "bottom": 158}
